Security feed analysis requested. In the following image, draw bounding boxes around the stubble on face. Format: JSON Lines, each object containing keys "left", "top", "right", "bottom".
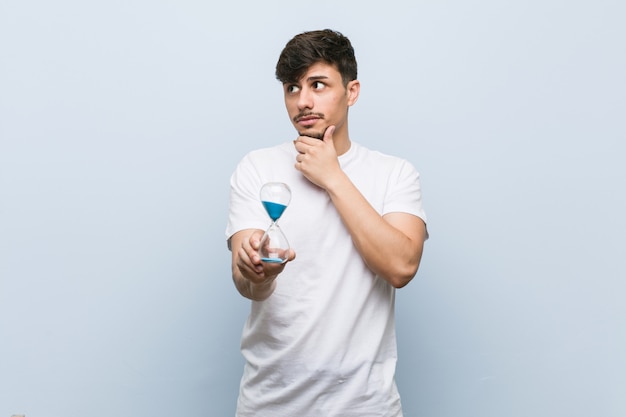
{"left": 294, "top": 111, "right": 326, "bottom": 140}
{"left": 298, "top": 130, "right": 325, "bottom": 140}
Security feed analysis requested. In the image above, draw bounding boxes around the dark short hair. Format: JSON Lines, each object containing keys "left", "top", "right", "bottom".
{"left": 275, "top": 29, "right": 358, "bottom": 87}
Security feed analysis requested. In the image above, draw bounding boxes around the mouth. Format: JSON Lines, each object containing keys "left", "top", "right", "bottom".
{"left": 294, "top": 112, "right": 324, "bottom": 128}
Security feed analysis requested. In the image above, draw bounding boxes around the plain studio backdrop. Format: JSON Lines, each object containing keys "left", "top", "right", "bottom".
{"left": 1, "top": 1, "right": 624, "bottom": 416}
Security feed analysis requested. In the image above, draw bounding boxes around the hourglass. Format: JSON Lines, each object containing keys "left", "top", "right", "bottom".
{"left": 259, "top": 182, "right": 291, "bottom": 263}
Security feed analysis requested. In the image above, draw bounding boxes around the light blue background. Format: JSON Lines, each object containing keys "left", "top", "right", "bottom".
{"left": 1, "top": 1, "right": 624, "bottom": 416}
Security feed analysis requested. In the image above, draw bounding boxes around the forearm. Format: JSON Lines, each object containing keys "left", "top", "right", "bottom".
{"left": 326, "top": 173, "right": 425, "bottom": 287}
{"left": 232, "top": 267, "right": 277, "bottom": 301}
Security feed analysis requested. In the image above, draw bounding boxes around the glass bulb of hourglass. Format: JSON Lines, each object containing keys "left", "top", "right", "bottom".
{"left": 259, "top": 182, "right": 291, "bottom": 263}
{"left": 259, "top": 222, "right": 290, "bottom": 263}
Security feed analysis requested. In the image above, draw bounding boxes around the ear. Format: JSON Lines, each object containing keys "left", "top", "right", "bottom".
{"left": 346, "top": 80, "right": 360, "bottom": 106}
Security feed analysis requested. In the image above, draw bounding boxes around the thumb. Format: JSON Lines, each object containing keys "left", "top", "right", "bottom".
{"left": 323, "top": 125, "right": 336, "bottom": 143}
{"left": 250, "top": 232, "right": 262, "bottom": 249}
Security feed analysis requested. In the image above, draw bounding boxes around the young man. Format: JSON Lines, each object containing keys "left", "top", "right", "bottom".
{"left": 226, "top": 29, "right": 428, "bottom": 417}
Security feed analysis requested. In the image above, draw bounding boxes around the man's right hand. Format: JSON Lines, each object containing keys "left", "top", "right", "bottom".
{"left": 230, "top": 229, "right": 296, "bottom": 300}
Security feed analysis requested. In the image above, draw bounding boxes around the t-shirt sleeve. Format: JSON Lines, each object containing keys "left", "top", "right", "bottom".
{"left": 382, "top": 158, "right": 428, "bottom": 226}
{"left": 225, "top": 153, "right": 269, "bottom": 242}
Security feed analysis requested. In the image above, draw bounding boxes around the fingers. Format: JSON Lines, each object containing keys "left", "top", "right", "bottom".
{"left": 237, "top": 234, "right": 264, "bottom": 279}
{"left": 237, "top": 247, "right": 262, "bottom": 280}
{"left": 293, "top": 137, "right": 313, "bottom": 154}
{"left": 293, "top": 125, "right": 335, "bottom": 155}
{"left": 237, "top": 232, "right": 296, "bottom": 285}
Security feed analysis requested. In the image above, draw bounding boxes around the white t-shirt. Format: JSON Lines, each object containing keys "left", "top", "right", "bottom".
{"left": 226, "top": 141, "right": 427, "bottom": 417}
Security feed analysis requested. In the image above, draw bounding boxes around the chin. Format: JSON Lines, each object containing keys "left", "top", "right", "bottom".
{"left": 297, "top": 127, "right": 325, "bottom": 140}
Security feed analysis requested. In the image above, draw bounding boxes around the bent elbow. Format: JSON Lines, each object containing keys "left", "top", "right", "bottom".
{"left": 389, "top": 270, "right": 417, "bottom": 288}
{"left": 387, "top": 261, "right": 419, "bottom": 288}
{"left": 387, "top": 258, "right": 420, "bottom": 288}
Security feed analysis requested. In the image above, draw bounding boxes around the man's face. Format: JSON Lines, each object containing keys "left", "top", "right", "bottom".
{"left": 283, "top": 62, "right": 358, "bottom": 139}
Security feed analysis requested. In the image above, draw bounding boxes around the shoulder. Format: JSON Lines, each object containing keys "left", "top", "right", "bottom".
{"left": 244, "top": 141, "right": 294, "bottom": 159}
{"left": 231, "top": 141, "right": 301, "bottom": 186}
{"left": 236, "top": 142, "right": 295, "bottom": 169}
{"left": 349, "top": 142, "right": 419, "bottom": 175}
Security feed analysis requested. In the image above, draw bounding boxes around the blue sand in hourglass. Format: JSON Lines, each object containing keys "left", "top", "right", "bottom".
{"left": 260, "top": 200, "right": 288, "bottom": 263}
{"left": 261, "top": 257, "right": 284, "bottom": 263}
{"left": 262, "top": 201, "right": 287, "bottom": 221}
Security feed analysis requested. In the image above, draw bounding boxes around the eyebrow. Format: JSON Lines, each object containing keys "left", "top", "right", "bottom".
{"left": 306, "top": 75, "right": 329, "bottom": 82}
{"left": 284, "top": 75, "right": 330, "bottom": 87}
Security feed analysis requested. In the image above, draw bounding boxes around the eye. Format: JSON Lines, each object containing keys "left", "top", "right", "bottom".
{"left": 312, "top": 81, "right": 325, "bottom": 90}
{"left": 286, "top": 84, "right": 300, "bottom": 94}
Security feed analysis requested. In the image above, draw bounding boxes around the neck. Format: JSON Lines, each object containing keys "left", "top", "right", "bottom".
{"left": 333, "top": 135, "right": 351, "bottom": 156}
{"left": 332, "top": 120, "right": 352, "bottom": 156}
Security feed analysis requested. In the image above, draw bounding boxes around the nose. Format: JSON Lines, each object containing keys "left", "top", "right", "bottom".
{"left": 297, "top": 86, "right": 313, "bottom": 111}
